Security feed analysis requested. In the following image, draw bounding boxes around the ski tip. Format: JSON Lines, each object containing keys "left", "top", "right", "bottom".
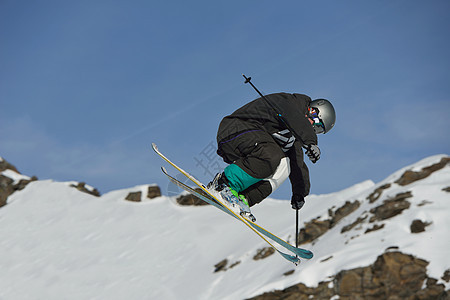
{"left": 303, "top": 251, "right": 314, "bottom": 260}
{"left": 161, "top": 166, "right": 168, "bottom": 174}
{"left": 292, "top": 248, "right": 313, "bottom": 260}
{"left": 151, "top": 143, "right": 158, "bottom": 151}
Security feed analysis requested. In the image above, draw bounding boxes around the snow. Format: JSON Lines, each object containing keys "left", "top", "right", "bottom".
{"left": 1, "top": 169, "right": 30, "bottom": 185}
{"left": 0, "top": 155, "right": 449, "bottom": 299}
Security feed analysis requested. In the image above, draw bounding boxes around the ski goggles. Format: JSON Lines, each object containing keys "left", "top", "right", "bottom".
{"left": 308, "top": 107, "right": 325, "bottom": 134}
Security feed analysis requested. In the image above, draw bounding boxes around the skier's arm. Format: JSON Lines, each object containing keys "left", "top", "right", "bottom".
{"left": 279, "top": 94, "right": 318, "bottom": 146}
{"left": 287, "top": 141, "right": 311, "bottom": 198}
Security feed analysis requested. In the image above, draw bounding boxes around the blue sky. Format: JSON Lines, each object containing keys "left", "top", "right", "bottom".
{"left": 1, "top": 0, "right": 449, "bottom": 201}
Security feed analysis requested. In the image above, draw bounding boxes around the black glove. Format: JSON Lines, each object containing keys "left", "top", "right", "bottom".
{"left": 291, "top": 194, "right": 305, "bottom": 210}
{"left": 303, "top": 144, "right": 320, "bottom": 163}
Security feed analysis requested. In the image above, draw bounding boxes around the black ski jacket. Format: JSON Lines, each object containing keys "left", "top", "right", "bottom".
{"left": 217, "top": 93, "right": 317, "bottom": 197}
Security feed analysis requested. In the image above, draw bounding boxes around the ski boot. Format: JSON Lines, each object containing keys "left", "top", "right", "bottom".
{"left": 207, "top": 173, "right": 256, "bottom": 222}
{"left": 233, "top": 191, "right": 256, "bottom": 222}
{"left": 207, "top": 173, "right": 239, "bottom": 212}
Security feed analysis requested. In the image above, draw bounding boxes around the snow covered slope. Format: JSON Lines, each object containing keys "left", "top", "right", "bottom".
{"left": 0, "top": 155, "right": 449, "bottom": 299}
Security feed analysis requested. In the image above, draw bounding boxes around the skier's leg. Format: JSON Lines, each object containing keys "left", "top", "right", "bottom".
{"left": 241, "top": 156, "right": 291, "bottom": 206}
{"left": 217, "top": 130, "right": 285, "bottom": 192}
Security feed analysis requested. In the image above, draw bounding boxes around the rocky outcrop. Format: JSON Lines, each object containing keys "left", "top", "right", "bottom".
{"left": 395, "top": 157, "right": 450, "bottom": 186}
{"left": 125, "top": 191, "right": 142, "bottom": 202}
{"left": 283, "top": 270, "right": 295, "bottom": 276}
{"left": 341, "top": 191, "right": 414, "bottom": 236}
{"left": 176, "top": 188, "right": 209, "bottom": 206}
{"left": 213, "top": 258, "right": 241, "bottom": 273}
{"left": 366, "top": 183, "right": 391, "bottom": 203}
{"left": 443, "top": 269, "right": 450, "bottom": 282}
{"left": 298, "top": 200, "right": 360, "bottom": 245}
{"left": 70, "top": 182, "right": 101, "bottom": 197}
{"left": 253, "top": 247, "right": 275, "bottom": 261}
{"left": 124, "top": 186, "right": 162, "bottom": 202}
{"left": 0, "top": 175, "right": 14, "bottom": 207}
{"left": 248, "top": 251, "right": 449, "bottom": 300}
{"left": 329, "top": 200, "right": 361, "bottom": 227}
{"left": 214, "top": 248, "right": 274, "bottom": 273}
{"left": 410, "top": 219, "right": 432, "bottom": 233}
{"left": 365, "top": 223, "right": 385, "bottom": 233}
{"left": 341, "top": 215, "right": 368, "bottom": 233}
{"left": 0, "top": 158, "right": 37, "bottom": 207}
{"left": 214, "top": 259, "right": 228, "bottom": 272}
{"left": 369, "top": 191, "right": 412, "bottom": 222}
{"left": 297, "top": 218, "right": 331, "bottom": 245}
{"left": 0, "top": 158, "right": 19, "bottom": 173}
{"left": 249, "top": 281, "right": 334, "bottom": 300}
{"left": 147, "top": 186, "right": 161, "bottom": 199}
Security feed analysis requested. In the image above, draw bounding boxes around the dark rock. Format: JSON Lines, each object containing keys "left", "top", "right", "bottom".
{"left": 15, "top": 176, "right": 38, "bottom": 191}
{"left": 251, "top": 252, "right": 448, "bottom": 300}
{"left": 214, "top": 259, "right": 228, "bottom": 273}
{"left": 125, "top": 191, "right": 142, "bottom": 202}
{"left": 385, "top": 246, "right": 400, "bottom": 251}
{"left": 249, "top": 251, "right": 449, "bottom": 300}
{"left": 229, "top": 260, "right": 241, "bottom": 269}
{"left": 365, "top": 223, "right": 385, "bottom": 233}
{"left": 415, "top": 284, "right": 447, "bottom": 300}
{"left": 335, "top": 266, "right": 372, "bottom": 297}
{"left": 359, "top": 252, "right": 428, "bottom": 298}
{"left": 299, "top": 200, "right": 361, "bottom": 245}
{"left": 253, "top": 247, "right": 275, "bottom": 260}
{"left": 341, "top": 215, "right": 368, "bottom": 233}
{"left": 0, "top": 175, "right": 14, "bottom": 207}
{"left": 248, "top": 281, "right": 334, "bottom": 300}
{"left": 342, "top": 192, "right": 413, "bottom": 235}
{"left": 370, "top": 191, "right": 412, "bottom": 221}
{"left": 124, "top": 186, "right": 161, "bottom": 202}
{"left": 297, "top": 219, "right": 331, "bottom": 245}
{"left": 367, "top": 183, "right": 392, "bottom": 203}
{"left": 320, "top": 256, "right": 333, "bottom": 263}
{"left": 283, "top": 270, "right": 295, "bottom": 276}
{"left": 1, "top": 166, "right": 38, "bottom": 208}
{"left": 70, "top": 182, "right": 101, "bottom": 197}
{"left": 395, "top": 157, "right": 450, "bottom": 186}
{"left": 442, "top": 269, "right": 450, "bottom": 282}
{"left": 442, "top": 186, "right": 450, "bottom": 193}
{"left": 418, "top": 200, "right": 433, "bottom": 207}
{"left": 330, "top": 200, "right": 361, "bottom": 227}
{"left": 426, "top": 278, "right": 438, "bottom": 286}
{"left": 147, "top": 186, "right": 161, "bottom": 199}
{"left": 213, "top": 259, "right": 240, "bottom": 272}
{"left": 410, "top": 219, "right": 432, "bottom": 233}
{"left": 176, "top": 188, "right": 209, "bottom": 206}
{"left": 0, "top": 158, "right": 19, "bottom": 173}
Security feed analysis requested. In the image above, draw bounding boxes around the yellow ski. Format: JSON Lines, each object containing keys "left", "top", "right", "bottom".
{"left": 152, "top": 143, "right": 313, "bottom": 264}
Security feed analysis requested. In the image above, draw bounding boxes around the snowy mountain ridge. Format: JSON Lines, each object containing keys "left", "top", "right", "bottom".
{"left": 0, "top": 154, "right": 449, "bottom": 299}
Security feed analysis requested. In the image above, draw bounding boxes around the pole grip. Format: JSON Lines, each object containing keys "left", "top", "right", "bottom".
{"left": 242, "top": 74, "right": 266, "bottom": 99}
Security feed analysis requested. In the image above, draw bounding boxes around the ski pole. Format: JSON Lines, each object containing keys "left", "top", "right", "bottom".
{"left": 296, "top": 208, "right": 299, "bottom": 250}
{"left": 242, "top": 74, "right": 282, "bottom": 118}
{"left": 242, "top": 74, "right": 297, "bottom": 140}
{"left": 242, "top": 74, "right": 319, "bottom": 165}
{"left": 243, "top": 74, "right": 266, "bottom": 100}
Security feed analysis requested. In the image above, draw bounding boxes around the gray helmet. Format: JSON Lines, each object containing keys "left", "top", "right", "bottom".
{"left": 309, "top": 99, "right": 336, "bottom": 134}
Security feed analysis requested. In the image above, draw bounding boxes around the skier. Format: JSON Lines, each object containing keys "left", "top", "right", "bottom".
{"left": 208, "top": 93, "right": 335, "bottom": 220}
